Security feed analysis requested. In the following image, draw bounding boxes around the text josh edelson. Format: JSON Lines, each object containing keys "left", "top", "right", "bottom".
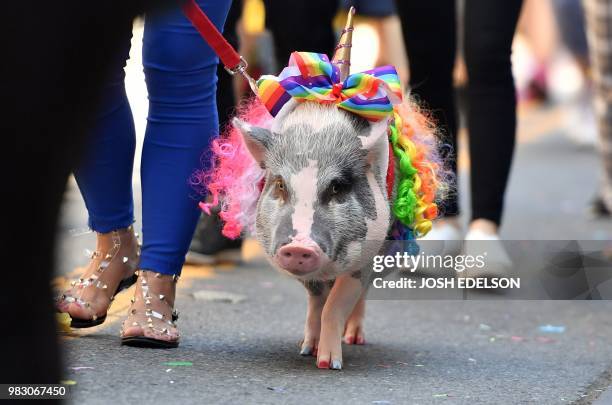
{"left": 369, "top": 252, "right": 521, "bottom": 289}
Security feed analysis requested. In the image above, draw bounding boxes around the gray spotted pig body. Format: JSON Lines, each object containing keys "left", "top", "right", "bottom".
{"left": 234, "top": 101, "right": 413, "bottom": 370}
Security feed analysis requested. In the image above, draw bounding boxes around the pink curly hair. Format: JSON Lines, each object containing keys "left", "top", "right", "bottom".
{"left": 196, "top": 98, "right": 272, "bottom": 239}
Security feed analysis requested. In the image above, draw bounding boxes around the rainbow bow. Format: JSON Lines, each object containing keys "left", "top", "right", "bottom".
{"left": 257, "top": 52, "right": 403, "bottom": 122}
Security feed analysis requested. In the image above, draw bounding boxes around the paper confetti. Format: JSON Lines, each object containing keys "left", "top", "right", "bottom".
{"left": 538, "top": 324, "right": 566, "bottom": 333}
{"left": 163, "top": 361, "right": 193, "bottom": 367}
{"left": 56, "top": 313, "right": 72, "bottom": 333}
{"left": 191, "top": 290, "right": 246, "bottom": 304}
{"left": 61, "top": 380, "right": 77, "bottom": 386}
{"left": 69, "top": 367, "right": 94, "bottom": 371}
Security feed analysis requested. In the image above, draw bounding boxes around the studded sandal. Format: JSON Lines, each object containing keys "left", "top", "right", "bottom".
{"left": 56, "top": 226, "right": 140, "bottom": 328}
{"left": 120, "top": 270, "right": 180, "bottom": 349}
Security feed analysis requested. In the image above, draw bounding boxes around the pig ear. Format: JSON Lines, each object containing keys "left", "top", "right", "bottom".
{"left": 360, "top": 119, "right": 390, "bottom": 164}
{"left": 232, "top": 117, "right": 273, "bottom": 164}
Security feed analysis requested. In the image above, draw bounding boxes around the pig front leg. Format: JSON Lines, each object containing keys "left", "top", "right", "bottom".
{"left": 317, "top": 272, "right": 364, "bottom": 370}
{"left": 343, "top": 293, "right": 366, "bottom": 345}
{"left": 299, "top": 280, "right": 331, "bottom": 357}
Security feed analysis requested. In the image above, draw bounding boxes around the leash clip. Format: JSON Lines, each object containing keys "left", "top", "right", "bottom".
{"left": 225, "top": 56, "right": 258, "bottom": 94}
{"left": 224, "top": 56, "right": 248, "bottom": 76}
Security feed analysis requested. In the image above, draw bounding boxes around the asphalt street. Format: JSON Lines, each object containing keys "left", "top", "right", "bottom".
{"left": 54, "top": 116, "right": 612, "bottom": 404}
{"left": 53, "top": 21, "right": 612, "bottom": 404}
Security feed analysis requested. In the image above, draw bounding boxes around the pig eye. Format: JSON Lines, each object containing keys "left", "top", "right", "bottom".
{"left": 272, "top": 177, "right": 288, "bottom": 201}
{"left": 275, "top": 179, "right": 285, "bottom": 191}
{"left": 329, "top": 179, "right": 350, "bottom": 197}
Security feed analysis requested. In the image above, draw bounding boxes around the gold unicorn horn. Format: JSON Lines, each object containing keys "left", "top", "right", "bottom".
{"left": 332, "top": 6, "right": 356, "bottom": 82}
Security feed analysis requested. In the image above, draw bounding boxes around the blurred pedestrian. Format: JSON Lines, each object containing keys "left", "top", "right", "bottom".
{"left": 56, "top": 0, "right": 232, "bottom": 348}
{"left": 584, "top": 0, "right": 612, "bottom": 216}
{"left": 4, "top": 0, "right": 171, "bottom": 386}
{"left": 396, "top": 0, "right": 523, "bottom": 275}
{"left": 264, "top": 0, "right": 338, "bottom": 69}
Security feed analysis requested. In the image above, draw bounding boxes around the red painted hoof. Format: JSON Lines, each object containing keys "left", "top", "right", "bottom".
{"left": 317, "top": 360, "right": 329, "bottom": 369}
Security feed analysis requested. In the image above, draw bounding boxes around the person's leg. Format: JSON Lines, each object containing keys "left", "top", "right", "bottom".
{"left": 72, "top": 39, "right": 136, "bottom": 233}
{"left": 121, "top": 0, "right": 232, "bottom": 347}
{"left": 464, "top": 0, "right": 523, "bottom": 231}
{"left": 395, "top": 0, "right": 461, "bottom": 245}
{"left": 264, "top": 0, "right": 338, "bottom": 69}
{"left": 584, "top": 0, "right": 612, "bottom": 214}
{"left": 395, "top": 0, "right": 458, "bottom": 218}
{"left": 56, "top": 20, "right": 141, "bottom": 326}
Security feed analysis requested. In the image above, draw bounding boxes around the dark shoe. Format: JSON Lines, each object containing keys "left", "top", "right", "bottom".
{"left": 590, "top": 196, "right": 611, "bottom": 218}
{"left": 186, "top": 211, "right": 242, "bottom": 265}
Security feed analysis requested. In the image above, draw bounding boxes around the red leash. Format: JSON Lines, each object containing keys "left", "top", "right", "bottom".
{"left": 181, "top": 0, "right": 257, "bottom": 91}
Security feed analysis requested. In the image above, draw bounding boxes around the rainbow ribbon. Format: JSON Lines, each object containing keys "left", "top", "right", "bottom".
{"left": 257, "top": 52, "right": 402, "bottom": 121}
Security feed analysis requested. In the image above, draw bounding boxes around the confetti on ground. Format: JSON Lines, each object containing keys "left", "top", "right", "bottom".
{"left": 266, "top": 386, "right": 285, "bottom": 393}
{"left": 414, "top": 364, "right": 424, "bottom": 367}
{"left": 61, "top": 380, "right": 77, "bottom": 386}
{"left": 433, "top": 393, "right": 448, "bottom": 398}
{"left": 191, "top": 290, "right": 246, "bottom": 304}
{"left": 163, "top": 361, "right": 193, "bottom": 367}
{"left": 166, "top": 369, "right": 172, "bottom": 373}
{"left": 511, "top": 336, "right": 527, "bottom": 342}
{"left": 539, "top": 324, "right": 566, "bottom": 333}
{"left": 69, "top": 367, "right": 94, "bottom": 371}
{"left": 536, "top": 336, "right": 556, "bottom": 343}
{"left": 372, "top": 401, "right": 392, "bottom": 404}
{"left": 468, "top": 358, "right": 477, "bottom": 362}
{"left": 56, "top": 313, "right": 72, "bottom": 333}
{"left": 479, "top": 323, "right": 492, "bottom": 331}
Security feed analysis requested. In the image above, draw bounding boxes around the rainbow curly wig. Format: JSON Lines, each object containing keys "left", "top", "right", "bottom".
{"left": 195, "top": 96, "right": 448, "bottom": 240}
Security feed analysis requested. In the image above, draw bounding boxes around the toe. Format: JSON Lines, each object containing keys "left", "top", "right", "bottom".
{"left": 121, "top": 324, "right": 145, "bottom": 338}
{"left": 65, "top": 302, "right": 96, "bottom": 321}
{"left": 316, "top": 339, "right": 342, "bottom": 370}
{"left": 300, "top": 336, "right": 318, "bottom": 356}
{"left": 343, "top": 322, "right": 364, "bottom": 345}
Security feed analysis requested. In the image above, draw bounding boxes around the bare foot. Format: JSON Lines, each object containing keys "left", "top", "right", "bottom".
{"left": 56, "top": 226, "right": 139, "bottom": 325}
{"left": 120, "top": 270, "right": 180, "bottom": 347}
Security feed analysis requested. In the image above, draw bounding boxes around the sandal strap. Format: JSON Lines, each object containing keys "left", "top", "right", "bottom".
{"left": 57, "top": 226, "right": 140, "bottom": 321}
{"left": 121, "top": 270, "right": 179, "bottom": 337}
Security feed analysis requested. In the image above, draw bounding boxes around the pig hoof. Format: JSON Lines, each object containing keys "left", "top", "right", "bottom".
{"left": 300, "top": 331, "right": 319, "bottom": 356}
{"left": 317, "top": 360, "right": 329, "bottom": 369}
{"left": 300, "top": 346, "right": 313, "bottom": 356}
{"left": 331, "top": 360, "right": 342, "bottom": 370}
{"left": 343, "top": 326, "right": 365, "bottom": 345}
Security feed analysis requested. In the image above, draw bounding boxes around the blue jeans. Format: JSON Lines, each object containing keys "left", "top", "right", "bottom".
{"left": 74, "top": 0, "right": 232, "bottom": 275}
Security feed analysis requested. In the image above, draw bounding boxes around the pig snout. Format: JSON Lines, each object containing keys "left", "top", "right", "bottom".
{"left": 276, "top": 244, "right": 321, "bottom": 275}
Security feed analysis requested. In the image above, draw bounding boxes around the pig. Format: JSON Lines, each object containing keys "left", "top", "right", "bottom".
{"left": 230, "top": 100, "right": 430, "bottom": 370}
{"left": 199, "top": 8, "right": 443, "bottom": 371}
